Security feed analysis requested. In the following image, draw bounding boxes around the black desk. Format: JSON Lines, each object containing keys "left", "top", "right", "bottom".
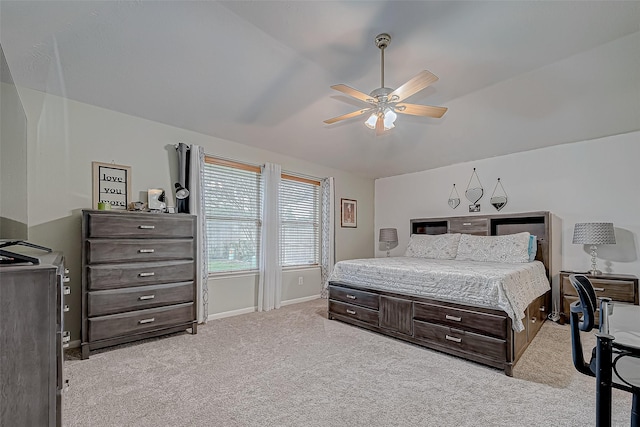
{"left": 596, "top": 300, "right": 640, "bottom": 427}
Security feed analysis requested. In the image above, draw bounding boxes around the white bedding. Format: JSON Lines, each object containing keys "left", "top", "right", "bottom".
{"left": 329, "top": 257, "right": 551, "bottom": 332}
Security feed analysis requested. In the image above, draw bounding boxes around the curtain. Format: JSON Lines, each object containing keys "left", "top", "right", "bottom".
{"left": 176, "top": 142, "right": 190, "bottom": 214}
{"left": 188, "top": 144, "right": 209, "bottom": 323}
{"left": 320, "top": 177, "right": 335, "bottom": 298}
{"left": 258, "top": 163, "right": 282, "bottom": 311}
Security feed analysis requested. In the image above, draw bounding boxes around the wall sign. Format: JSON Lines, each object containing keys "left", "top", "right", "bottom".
{"left": 92, "top": 161, "right": 132, "bottom": 210}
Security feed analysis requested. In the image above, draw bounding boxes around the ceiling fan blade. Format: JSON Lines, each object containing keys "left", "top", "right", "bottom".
{"left": 389, "top": 70, "right": 439, "bottom": 103}
{"left": 324, "top": 108, "right": 372, "bottom": 124}
{"left": 330, "top": 84, "right": 374, "bottom": 104}
{"left": 396, "top": 103, "right": 448, "bottom": 118}
{"left": 375, "top": 114, "right": 384, "bottom": 136}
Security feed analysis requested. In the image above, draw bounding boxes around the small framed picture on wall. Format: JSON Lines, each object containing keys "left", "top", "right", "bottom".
{"left": 341, "top": 198, "right": 357, "bottom": 228}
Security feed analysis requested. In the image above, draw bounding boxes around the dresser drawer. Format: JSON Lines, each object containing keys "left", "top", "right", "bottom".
{"left": 88, "top": 281, "right": 194, "bottom": 316}
{"left": 88, "top": 302, "right": 194, "bottom": 342}
{"left": 329, "top": 300, "right": 379, "bottom": 326}
{"left": 86, "top": 239, "right": 195, "bottom": 264}
{"left": 86, "top": 213, "right": 195, "bottom": 238}
{"left": 87, "top": 260, "right": 195, "bottom": 290}
{"left": 329, "top": 285, "right": 379, "bottom": 310}
{"left": 413, "top": 320, "right": 506, "bottom": 361}
{"left": 449, "top": 218, "right": 488, "bottom": 235}
{"left": 414, "top": 301, "right": 507, "bottom": 339}
{"left": 562, "top": 276, "right": 636, "bottom": 302}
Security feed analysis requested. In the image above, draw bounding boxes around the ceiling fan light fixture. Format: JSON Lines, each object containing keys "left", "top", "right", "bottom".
{"left": 383, "top": 108, "right": 397, "bottom": 130}
{"left": 364, "top": 113, "right": 378, "bottom": 129}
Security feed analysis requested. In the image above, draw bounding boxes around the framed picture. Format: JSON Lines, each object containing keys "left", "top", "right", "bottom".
{"left": 92, "top": 162, "right": 131, "bottom": 210}
{"left": 341, "top": 198, "right": 357, "bottom": 228}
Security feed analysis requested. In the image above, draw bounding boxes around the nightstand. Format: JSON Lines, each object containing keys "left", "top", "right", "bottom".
{"left": 559, "top": 271, "right": 639, "bottom": 323}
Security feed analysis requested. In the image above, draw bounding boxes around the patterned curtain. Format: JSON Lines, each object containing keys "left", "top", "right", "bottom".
{"left": 188, "top": 145, "right": 209, "bottom": 323}
{"left": 258, "top": 163, "right": 282, "bottom": 311}
{"left": 320, "top": 177, "right": 335, "bottom": 298}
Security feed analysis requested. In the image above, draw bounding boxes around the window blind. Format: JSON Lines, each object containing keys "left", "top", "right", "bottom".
{"left": 203, "top": 157, "right": 262, "bottom": 273}
{"left": 279, "top": 175, "right": 320, "bottom": 267}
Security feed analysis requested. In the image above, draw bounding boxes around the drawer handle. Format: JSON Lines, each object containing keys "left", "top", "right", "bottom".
{"left": 445, "top": 314, "right": 462, "bottom": 322}
{"left": 62, "top": 331, "right": 70, "bottom": 342}
{"left": 594, "top": 287, "right": 605, "bottom": 292}
{"left": 346, "top": 309, "right": 356, "bottom": 315}
{"left": 539, "top": 306, "right": 546, "bottom": 312}
{"left": 346, "top": 294, "right": 357, "bottom": 300}
{"left": 531, "top": 317, "right": 536, "bottom": 323}
{"left": 138, "top": 249, "right": 155, "bottom": 253}
{"left": 139, "top": 318, "right": 155, "bottom": 324}
{"left": 63, "top": 276, "right": 71, "bottom": 283}
{"left": 138, "top": 272, "right": 155, "bottom": 277}
{"left": 445, "top": 335, "right": 462, "bottom": 343}
{"left": 139, "top": 225, "right": 155, "bottom": 229}
{"left": 63, "top": 304, "right": 70, "bottom": 312}
{"left": 139, "top": 295, "right": 155, "bottom": 301}
{"left": 463, "top": 222, "right": 471, "bottom": 226}
{"left": 62, "top": 343, "right": 70, "bottom": 349}
{"left": 63, "top": 286, "right": 71, "bottom": 295}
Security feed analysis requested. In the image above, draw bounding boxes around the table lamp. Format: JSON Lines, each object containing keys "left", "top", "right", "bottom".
{"left": 379, "top": 228, "right": 398, "bottom": 257}
{"left": 572, "top": 222, "right": 616, "bottom": 275}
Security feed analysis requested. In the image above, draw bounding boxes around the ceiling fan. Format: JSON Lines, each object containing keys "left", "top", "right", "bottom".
{"left": 324, "top": 33, "right": 447, "bottom": 135}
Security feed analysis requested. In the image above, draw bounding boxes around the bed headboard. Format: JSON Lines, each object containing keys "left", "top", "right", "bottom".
{"left": 410, "top": 211, "right": 559, "bottom": 281}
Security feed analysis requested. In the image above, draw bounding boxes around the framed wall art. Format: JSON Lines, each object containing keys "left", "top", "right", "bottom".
{"left": 92, "top": 161, "right": 131, "bottom": 210}
{"left": 341, "top": 198, "right": 357, "bottom": 228}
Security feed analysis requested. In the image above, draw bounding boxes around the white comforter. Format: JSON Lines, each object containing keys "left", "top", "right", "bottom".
{"left": 329, "top": 257, "right": 550, "bottom": 332}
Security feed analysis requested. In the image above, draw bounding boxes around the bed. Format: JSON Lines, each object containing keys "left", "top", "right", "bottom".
{"left": 327, "top": 211, "right": 561, "bottom": 376}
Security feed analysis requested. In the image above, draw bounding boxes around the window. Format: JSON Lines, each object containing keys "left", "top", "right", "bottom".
{"left": 203, "top": 157, "right": 262, "bottom": 273}
{"left": 280, "top": 174, "right": 320, "bottom": 267}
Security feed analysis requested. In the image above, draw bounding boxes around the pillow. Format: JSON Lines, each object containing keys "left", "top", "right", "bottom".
{"left": 528, "top": 235, "right": 538, "bottom": 262}
{"left": 455, "top": 232, "right": 531, "bottom": 263}
{"left": 404, "top": 233, "right": 462, "bottom": 260}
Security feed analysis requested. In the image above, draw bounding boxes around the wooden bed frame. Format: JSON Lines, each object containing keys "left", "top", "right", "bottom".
{"left": 328, "top": 211, "right": 560, "bottom": 376}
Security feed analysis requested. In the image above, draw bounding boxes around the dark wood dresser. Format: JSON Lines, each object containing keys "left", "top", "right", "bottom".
{"left": 81, "top": 210, "right": 197, "bottom": 359}
{"left": 1, "top": 252, "right": 67, "bottom": 426}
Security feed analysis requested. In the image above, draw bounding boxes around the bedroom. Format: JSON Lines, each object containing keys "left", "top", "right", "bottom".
{"left": 1, "top": 1, "right": 639, "bottom": 426}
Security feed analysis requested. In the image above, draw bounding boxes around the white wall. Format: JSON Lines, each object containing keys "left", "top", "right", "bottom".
{"left": 375, "top": 132, "right": 640, "bottom": 282}
{"left": 19, "top": 87, "right": 374, "bottom": 341}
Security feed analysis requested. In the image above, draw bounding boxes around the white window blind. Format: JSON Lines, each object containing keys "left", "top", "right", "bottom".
{"left": 203, "top": 157, "right": 262, "bottom": 273}
{"left": 279, "top": 175, "right": 320, "bottom": 267}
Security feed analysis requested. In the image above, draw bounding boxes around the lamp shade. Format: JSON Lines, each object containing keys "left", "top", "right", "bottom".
{"left": 572, "top": 222, "right": 616, "bottom": 245}
{"left": 379, "top": 228, "right": 398, "bottom": 247}
{"left": 174, "top": 182, "right": 190, "bottom": 200}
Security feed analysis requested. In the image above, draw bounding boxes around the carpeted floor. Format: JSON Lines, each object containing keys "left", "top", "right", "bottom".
{"left": 63, "top": 298, "right": 632, "bottom": 426}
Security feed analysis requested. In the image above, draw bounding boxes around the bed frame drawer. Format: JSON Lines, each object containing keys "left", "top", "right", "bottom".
{"left": 413, "top": 320, "right": 506, "bottom": 361}
{"left": 414, "top": 301, "right": 507, "bottom": 339}
{"left": 329, "top": 300, "right": 378, "bottom": 326}
{"left": 329, "top": 285, "right": 379, "bottom": 310}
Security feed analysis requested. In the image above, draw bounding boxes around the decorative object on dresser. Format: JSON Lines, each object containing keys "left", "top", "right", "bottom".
{"left": 379, "top": 228, "right": 398, "bottom": 257}
{"left": 328, "top": 211, "right": 561, "bottom": 376}
{"left": 1, "top": 252, "right": 68, "bottom": 426}
{"left": 572, "top": 222, "right": 616, "bottom": 275}
{"left": 81, "top": 210, "right": 197, "bottom": 359}
{"left": 559, "top": 270, "right": 638, "bottom": 324}
{"left": 92, "top": 161, "right": 131, "bottom": 210}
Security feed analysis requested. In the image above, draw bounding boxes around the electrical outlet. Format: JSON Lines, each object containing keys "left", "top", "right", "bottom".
{"left": 298, "top": 276, "right": 304, "bottom": 285}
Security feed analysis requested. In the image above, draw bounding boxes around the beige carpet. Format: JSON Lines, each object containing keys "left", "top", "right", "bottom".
{"left": 64, "top": 299, "right": 632, "bottom": 426}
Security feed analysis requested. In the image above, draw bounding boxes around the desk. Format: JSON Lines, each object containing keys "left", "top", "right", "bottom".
{"left": 596, "top": 300, "right": 640, "bottom": 427}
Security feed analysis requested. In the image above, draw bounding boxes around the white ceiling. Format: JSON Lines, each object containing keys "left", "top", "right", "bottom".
{"left": 1, "top": 1, "right": 639, "bottom": 178}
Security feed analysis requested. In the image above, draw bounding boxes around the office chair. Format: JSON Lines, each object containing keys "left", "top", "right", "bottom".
{"left": 568, "top": 274, "right": 639, "bottom": 427}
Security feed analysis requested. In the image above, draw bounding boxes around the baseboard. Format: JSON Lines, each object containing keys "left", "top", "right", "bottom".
{"left": 207, "top": 294, "right": 321, "bottom": 321}
{"left": 68, "top": 339, "right": 81, "bottom": 349}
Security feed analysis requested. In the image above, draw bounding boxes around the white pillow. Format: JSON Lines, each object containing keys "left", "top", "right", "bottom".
{"left": 404, "top": 233, "right": 462, "bottom": 260}
{"left": 455, "top": 232, "right": 531, "bottom": 263}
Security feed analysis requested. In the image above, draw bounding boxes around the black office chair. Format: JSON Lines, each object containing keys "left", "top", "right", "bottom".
{"left": 568, "top": 274, "right": 639, "bottom": 427}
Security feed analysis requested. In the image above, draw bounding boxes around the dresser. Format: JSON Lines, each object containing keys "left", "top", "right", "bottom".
{"left": 81, "top": 210, "right": 197, "bottom": 359}
{"left": 0, "top": 252, "right": 67, "bottom": 426}
{"left": 559, "top": 271, "right": 639, "bottom": 323}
